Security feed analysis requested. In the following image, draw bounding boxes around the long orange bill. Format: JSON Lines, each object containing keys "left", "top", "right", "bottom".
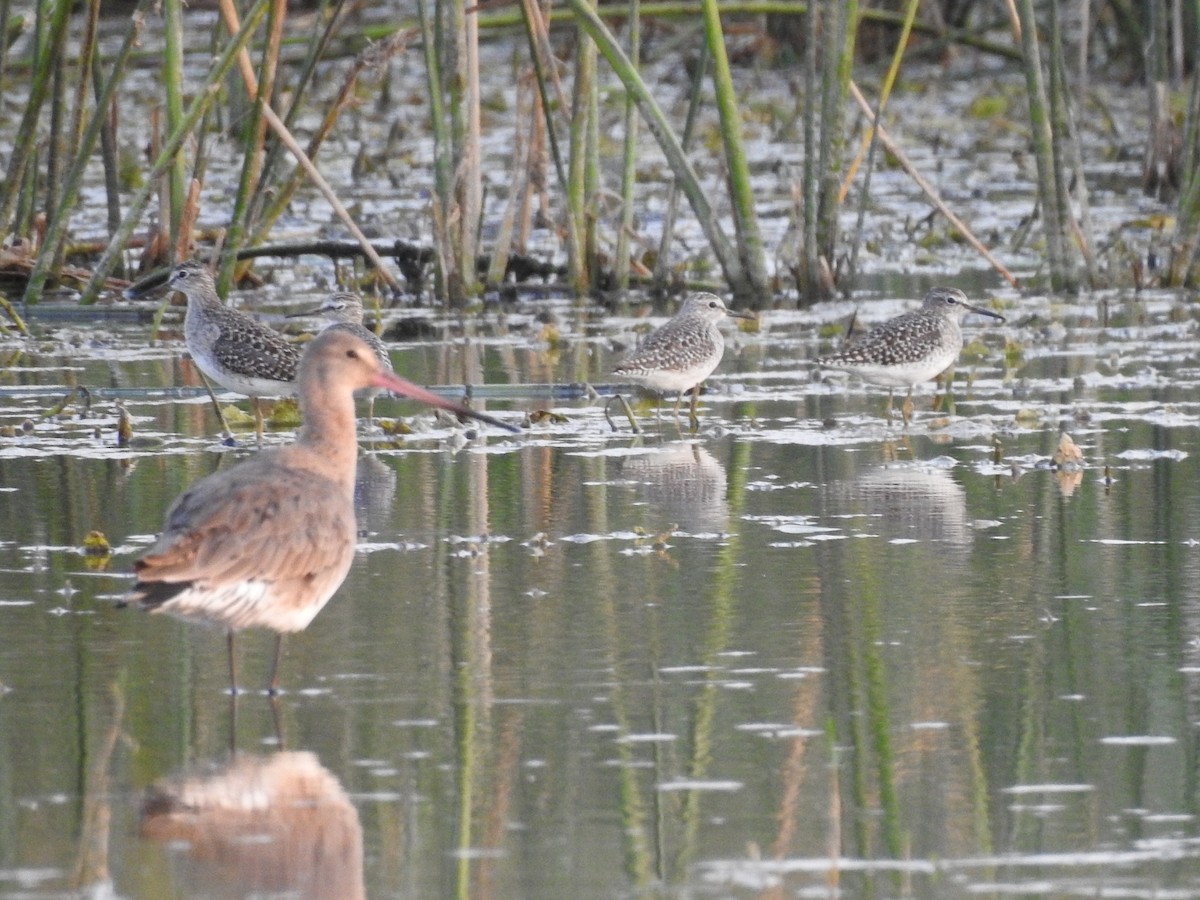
{"left": 372, "top": 371, "right": 519, "bottom": 433}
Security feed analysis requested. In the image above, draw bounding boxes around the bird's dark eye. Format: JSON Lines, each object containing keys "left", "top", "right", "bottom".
{"left": 346, "top": 349, "right": 359, "bottom": 359}
{"left": 708, "top": 300, "right": 719, "bottom": 309}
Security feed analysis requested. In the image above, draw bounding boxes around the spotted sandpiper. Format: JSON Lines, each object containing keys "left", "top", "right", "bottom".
{"left": 612, "top": 292, "right": 755, "bottom": 430}
{"left": 817, "top": 286, "right": 1004, "bottom": 425}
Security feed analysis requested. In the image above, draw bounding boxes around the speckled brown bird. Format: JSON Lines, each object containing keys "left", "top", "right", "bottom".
{"left": 613, "top": 293, "right": 754, "bottom": 428}
{"left": 817, "top": 287, "right": 1004, "bottom": 424}
{"left": 159, "top": 259, "right": 303, "bottom": 437}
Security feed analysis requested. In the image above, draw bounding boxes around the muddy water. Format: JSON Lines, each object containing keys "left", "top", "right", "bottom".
{"left": 1, "top": 285, "right": 1199, "bottom": 898}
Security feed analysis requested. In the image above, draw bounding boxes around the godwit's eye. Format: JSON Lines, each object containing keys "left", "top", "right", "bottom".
{"left": 708, "top": 300, "right": 719, "bottom": 309}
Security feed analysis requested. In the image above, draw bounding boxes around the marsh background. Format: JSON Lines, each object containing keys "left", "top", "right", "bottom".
{"left": 3, "top": 2, "right": 1200, "bottom": 897}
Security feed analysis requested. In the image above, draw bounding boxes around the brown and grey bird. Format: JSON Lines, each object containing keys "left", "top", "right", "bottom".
{"left": 817, "top": 287, "right": 1005, "bottom": 425}
{"left": 120, "top": 328, "right": 515, "bottom": 695}
{"left": 612, "top": 293, "right": 755, "bottom": 429}
{"left": 289, "top": 292, "right": 391, "bottom": 428}
{"left": 127, "top": 259, "right": 303, "bottom": 439}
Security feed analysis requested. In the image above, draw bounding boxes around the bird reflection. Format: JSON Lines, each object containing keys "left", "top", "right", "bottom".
{"left": 837, "top": 464, "right": 972, "bottom": 545}
{"left": 140, "top": 751, "right": 364, "bottom": 900}
{"left": 621, "top": 442, "right": 729, "bottom": 532}
{"left": 354, "top": 451, "right": 398, "bottom": 535}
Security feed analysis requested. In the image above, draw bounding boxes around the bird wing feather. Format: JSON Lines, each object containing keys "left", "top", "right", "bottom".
{"left": 823, "top": 312, "right": 945, "bottom": 367}
{"left": 134, "top": 459, "right": 355, "bottom": 591}
{"left": 209, "top": 317, "right": 303, "bottom": 382}
{"left": 615, "top": 321, "right": 714, "bottom": 372}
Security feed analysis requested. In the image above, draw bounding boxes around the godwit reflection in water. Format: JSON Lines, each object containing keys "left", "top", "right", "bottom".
{"left": 621, "top": 442, "right": 729, "bottom": 533}
{"left": 140, "top": 751, "right": 363, "bottom": 899}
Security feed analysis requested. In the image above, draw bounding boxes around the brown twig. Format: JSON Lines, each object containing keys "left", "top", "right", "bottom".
{"left": 848, "top": 80, "right": 1021, "bottom": 290}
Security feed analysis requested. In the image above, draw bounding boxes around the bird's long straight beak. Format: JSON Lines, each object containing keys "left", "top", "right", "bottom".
{"left": 123, "top": 268, "right": 171, "bottom": 300}
{"left": 372, "top": 371, "right": 520, "bottom": 433}
{"left": 286, "top": 306, "right": 325, "bottom": 319}
{"left": 728, "top": 307, "right": 758, "bottom": 320}
{"left": 967, "top": 303, "right": 1006, "bottom": 323}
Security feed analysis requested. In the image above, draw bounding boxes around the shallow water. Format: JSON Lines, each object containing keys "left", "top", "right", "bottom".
{"left": 2, "top": 285, "right": 1200, "bottom": 898}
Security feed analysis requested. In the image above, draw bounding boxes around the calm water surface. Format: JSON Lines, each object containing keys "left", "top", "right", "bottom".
{"left": 2, "top": 289, "right": 1200, "bottom": 898}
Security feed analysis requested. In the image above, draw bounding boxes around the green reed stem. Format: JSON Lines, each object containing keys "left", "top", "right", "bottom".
{"left": 1048, "top": 0, "right": 1096, "bottom": 286}
{"left": 586, "top": 51, "right": 601, "bottom": 289}
{"left": 701, "top": 0, "right": 767, "bottom": 300}
{"left": 1016, "top": 0, "right": 1077, "bottom": 292}
{"left": 454, "top": 0, "right": 482, "bottom": 302}
{"left": 565, "top": 0, "right": 746, "bottom": 292}
{"left": 23, "top": 4, "right": 146, "bottom": 304}
{"left": 800, "top": 0, "right": 818, "bottom": 299}
{"left": 13, "top": 147, "right": 36, "bottom": 237}
{"left": 0, "top": 0, "right": 71, "bottom": 239}
{"left": 846, "top": 0, "right": 917, "bottom": 288}
{"left": 67, "top": 0, "right": 102, "bottom": 194}
{"left": 162, "top": 0, "right": 187, "bottom": 246}
{"left": 815, "top": 0, "right": 853, "bottom": 290}
{"left": 417, "top": 0, "right": 451, "bottom": 300}
{"left": 253, "top": 0, "right": 347, "bottom": 212}
{"left": 91, "top": 48, "right": 123, "bottom": 241}
{"left": 567, "top": 6, "right": 597, "bottom": 295}
{"left": 45, "top": 16, "right": 66, "bottom": 231}
{"left": 1169, "top": 5, "right": 1200, "bottom": 285}
{"left": 654, "top": 38, "right": 706, "bottom": 289}
{"left": 613, "top": 0, "right": 640, "bottom": 294}
{"left": 79, "top": 0, "right": 270, "bottom": 304}
{"left": 0, "top": 1, "right": 11, "bottom": 92}
{"left": 219, "top": 0, "right": 286, "bottom": 293}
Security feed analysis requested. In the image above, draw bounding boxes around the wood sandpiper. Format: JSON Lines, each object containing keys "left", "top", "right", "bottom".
{"left": 817, "top": 287, "right": 1004, "bottom": 425}
{"left": 612, "top": 292, "right": 755, "bottom": 430}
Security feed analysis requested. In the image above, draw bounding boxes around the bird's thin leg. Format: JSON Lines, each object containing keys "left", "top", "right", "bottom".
{"left": 365, "top": 395, "right": 375, "bottom": 432}
{"left": 884, "top": 389, "right": 895, "bottom": 423}
{"left": 269, "top": 694, "right": 286, "bottom": 748}
{"left": 227, "top": 630, "right": 239, "bottom": 696}
{"left": 938, "top": 370, "right": 955, "bottom": 415}
{"left": 604, "top": 395, "right": 641, "bottom": 434}
{"left": 603, "top": 396, "right": 620, "bottom": 432}
{"left": 199, "top": 372, "right": 236, "bottom": 443}
{"left": 267, "top": 634, "right": 285, "bottom": 695}
{"left": 687, "top": 385, "right": 702, "bottom": 433}
{"left": 901, "top": 388, "right": 915, "bottom": 427}
{"left": 620, "top": 395, "right": 641, "bottom": 434}
{"left": 252, "top": 399, "right": 264, "bottom": 447}
{"left": 228, "top": 690, "right": 239, "bottom": 753}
